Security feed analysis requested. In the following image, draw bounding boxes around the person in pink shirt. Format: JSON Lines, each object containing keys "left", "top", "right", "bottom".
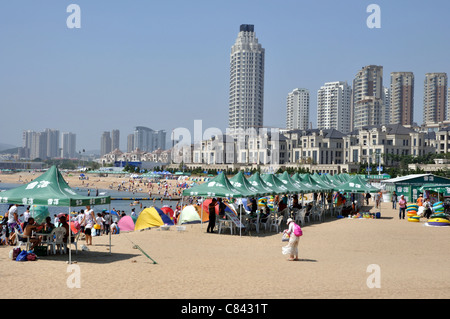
{"left": 398, "top": 195, "right": 407, "bottom": 219}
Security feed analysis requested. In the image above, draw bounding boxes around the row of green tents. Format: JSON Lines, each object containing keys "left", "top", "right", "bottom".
{"left": 182, "top": 171, "right": 379, "bottom": 199}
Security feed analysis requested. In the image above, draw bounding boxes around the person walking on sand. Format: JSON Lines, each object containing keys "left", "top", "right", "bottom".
{"left": 282, "top": 218, "right": 301, "bottom": 261}
{"left": 398, "top": 195, "right": 407, "bottom": 220}
{"left": 81, "top": 205, "right": 96, "bottom": 245}
{"left": 392, "top": 191, "right": 398, "bottom": 209}
{"left": 207, "top": 198, "right": 217, "bottom": 233}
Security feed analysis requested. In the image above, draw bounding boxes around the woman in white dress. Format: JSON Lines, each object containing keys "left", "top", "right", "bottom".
{"left": 282, "top": 218, "right": 300, "bottom": 261}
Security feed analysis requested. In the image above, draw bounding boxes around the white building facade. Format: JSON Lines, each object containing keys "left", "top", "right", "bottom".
{"left": 317, "top": 81, "right": 352, "bottom": 133}
{"left": 286, "top": 88, "right": 310, "bottom": 131}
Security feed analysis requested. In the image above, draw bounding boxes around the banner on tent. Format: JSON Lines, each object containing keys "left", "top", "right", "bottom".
{"left": 225, "top": 212, "right": 245, "bottom": 228}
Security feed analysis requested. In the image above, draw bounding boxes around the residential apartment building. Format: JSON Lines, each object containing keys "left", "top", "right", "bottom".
{"left": 286, "top": 88, "right": 310, "bottom": 130}
{"left": 228, "top": 24, "right": 265, "bottom": 137}
{"left": 284, "top": 129, "right": 345, "bottom": 165}
{"left": 317, "top": 81, "right": 352, "bottom": 133}
{"left": 343, "top": 124, "right": 433, "bottom": 166}
{"left": 352, "top": 65, "right": 388, "bottom": 130}
{"left": 133, "top": 126, "right": 166, "bottom": 152}
{"left": 61, "top": 132, "right": 76, "bottom": 159}
{"left": 390, "top": 72, "right": 414, "bottom": 126}
{"left": 423, "top": 73, "right": 448, "bottom": 124}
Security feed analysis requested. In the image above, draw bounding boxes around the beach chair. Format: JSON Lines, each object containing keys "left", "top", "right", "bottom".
{"left": 295, "top": 208, "right": 307, "bottom": 226}
{"left": 48, "top": 227, "right": 67, "bottom": 254}
{"left": 247, "top": 213, "right": 261, "bottom": 234}
{"left": 14, "top": 227, "right": 32, "bottom": 251}
{"left": 270, "top": 216, "right": 283, "bottom": 233}
{"left": 70, "top": 230, "right": 82, "bottom": 254}
{"left": 259, "top": 213, "right": 272, "bottom": 232}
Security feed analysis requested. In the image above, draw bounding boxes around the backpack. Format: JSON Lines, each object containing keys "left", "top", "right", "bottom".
{"left": 293, "top": 223, "right": 303, "bottom": 237}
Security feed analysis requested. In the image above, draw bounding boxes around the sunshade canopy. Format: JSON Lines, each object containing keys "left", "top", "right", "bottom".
{"left": 229, "top": 171, "right": 267, "bottom": 197}
{"left": 0, "top": 165, "right": 110, "bottom": 207}
{"left": 182, "top": 172, "right": 243, "bottom": 198}
{"left": 334, "top": 175, "right": 379, "bottom": 193}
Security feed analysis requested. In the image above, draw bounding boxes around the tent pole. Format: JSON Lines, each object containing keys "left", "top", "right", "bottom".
{"left": 69, "top": 206, "right": 72, "bottom": 265}
{"left": 109, "top": 202, "right": 111, "bottom": 254}
{"left": 201, "top": 197, "right": 204, "bottom": 229}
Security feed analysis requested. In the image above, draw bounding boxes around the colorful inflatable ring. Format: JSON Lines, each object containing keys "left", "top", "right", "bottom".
{"left": 407, "top": 204, "right": 418, "bottom": 208}
{"left": 433, "top": 205, "right": 443, "bottom": 210}
{"left": 433, "top": 201, "right": 443, "bottom": 206}
{"left": 406, "top": 207, "right": 417, "bottom": 211}
{"left": 407, "top": 212, "right": 417, "bottom": 217}
{"left": 431, "top": 213, "right": 447, "bottom": 218}
{"left": 408, "top": 217, "right": 420, "bottom": 222}
{"left": 427, "top": 218, "right": 450, "bottom": 226}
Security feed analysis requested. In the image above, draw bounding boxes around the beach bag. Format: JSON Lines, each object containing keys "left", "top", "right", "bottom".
{"left": 26, "top": 253, "right": 37, "bottom": 261}
{"left": 281, "top": 232, "right": 289, "bottom": 242}
{"left": 293, "top": 223, "right": 303, "bottom": 237}
{"left": 15, "top": 250, "right": 28, "bottom": 262}
{"left": 11, "top": 247, "right": 21, "bottom": 260}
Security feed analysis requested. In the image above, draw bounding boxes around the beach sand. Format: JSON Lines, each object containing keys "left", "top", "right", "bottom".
{"left": 1, "top": 172, "right": 450, "bottom": 299}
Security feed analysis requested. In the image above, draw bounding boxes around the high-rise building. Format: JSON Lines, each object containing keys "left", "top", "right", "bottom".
{"left": 133, "top": 126, "right": 166, "bottom": 152}
{"left": 100, "top": 131, "right": 112, "bottom": 156}
{"left": 111, "top": 129, "right": 120, "bottom": 151}
{"left": 317, "top": 82, "right": 352, "bottom": 133}
{"left": 424, "top": 73, "right": 448, "bottom": 124}
{"left": 45, "top": 128, "right": 60, "bottom": 158}
{"left": 127, "top": 134, "right": 135, "bottom": 152}
{"left": 228, "top": 24, "right": 265, "bottom": 136}
{"left": 383, "top": 86, "right": 391, "bottom": 125}
{"left": 390, "top": 72, "right": 414, "bottom": 126}
{"left": 352, "top": 65, "right": 387, "bottom": 130}
{"left": 286, "top": 88, "right": 310, "bottom": 130}
{"left": 62, "top": 132, "right": 76, "bottom": 158}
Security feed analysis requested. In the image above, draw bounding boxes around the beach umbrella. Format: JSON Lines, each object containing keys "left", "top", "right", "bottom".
{"left": 247, "top": 172, "right": 274, "bottom": 195}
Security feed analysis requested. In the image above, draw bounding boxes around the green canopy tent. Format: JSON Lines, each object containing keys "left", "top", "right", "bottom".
{"left": 247, "top": 172, "right": 276, "bottom": 196}
{"left": 0, "top": 165, "right": 111, "bottom": 264}
{"left": 278, "top": 171, "right": 310, "bottom": 194}
{"left": 261, "top": 173, "right": 292, "bottom": 194}
{"left": 181, "top": 172, "right": 244, "bottom": 232}
{"left": 182, "top": 172, "right": 243, "bottom": 198}
{"left": 229, "top": 171, "right": 267, "bottom": 197}
{"left": 334, "top": 175, "right": 379, "bottom": 194}
{"left": 291, "top": 173, "right": 321, "bottom": 193}
{"left": 301, "top": 174, "right": 333, "bottom": 193}
{"left": 418, "top": 184, "right": 450, "bottom": 203}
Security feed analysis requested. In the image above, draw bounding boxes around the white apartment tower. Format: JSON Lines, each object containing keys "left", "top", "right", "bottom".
{"left": 352, "top": 65, "right": 388, "bottom": 130}
{"left": 228, "top": 24, "right": 265, "bottom": 136}
{"left": 286, "top": 88, "right": 310, "bottom": 130}
{"left": 317, "top": 82, "right": 352, "bottom": 133}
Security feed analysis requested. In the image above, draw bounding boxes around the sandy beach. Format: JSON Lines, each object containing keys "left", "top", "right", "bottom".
{"left": 1, "top": 171, "right": 450, "bottom": 300}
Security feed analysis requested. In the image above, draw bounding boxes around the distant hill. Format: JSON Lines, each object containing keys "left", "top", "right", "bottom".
{"left": 0, "top": 143, "right": 17, "bottom": 152}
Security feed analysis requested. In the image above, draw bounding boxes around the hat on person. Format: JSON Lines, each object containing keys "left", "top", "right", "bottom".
{"left": 287, "top": 218, "right": 293, "bottom": 225}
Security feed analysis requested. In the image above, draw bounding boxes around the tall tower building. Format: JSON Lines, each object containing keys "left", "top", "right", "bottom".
{"left": 133, "top": 126, "right": 166, "bottom": 152}
{"left": 352, "top": 65, "right": 387, "bottom": 130}
{"left": 286, "top": 88, "right": 310, "bottom": 130}
{"left": 62, "top": 132, "right": 76, "bottom": 159}
{"left": 45, "top": 128, "right": 60, "bottom": 158}
{"left": 228, "top": 24, "right": 265, "bottom": 136}
{"left": 424, "top": 73, "right": 448, "bottom": 124}
{"left": 317, "top": 81, "right": 352, "bottom": 133}
{"left": 390, "top": 72, "right": 414, "bottom": 126}
{"left": 111, "top": 129, "right": 120, "bottom": 151}
{"left": 100, "top": 131, "right": 112, "bottom": 156}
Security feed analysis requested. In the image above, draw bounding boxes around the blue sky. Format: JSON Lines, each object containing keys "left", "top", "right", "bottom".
{"left": 1, "top": 0, "right": 450, "bottom": 151}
